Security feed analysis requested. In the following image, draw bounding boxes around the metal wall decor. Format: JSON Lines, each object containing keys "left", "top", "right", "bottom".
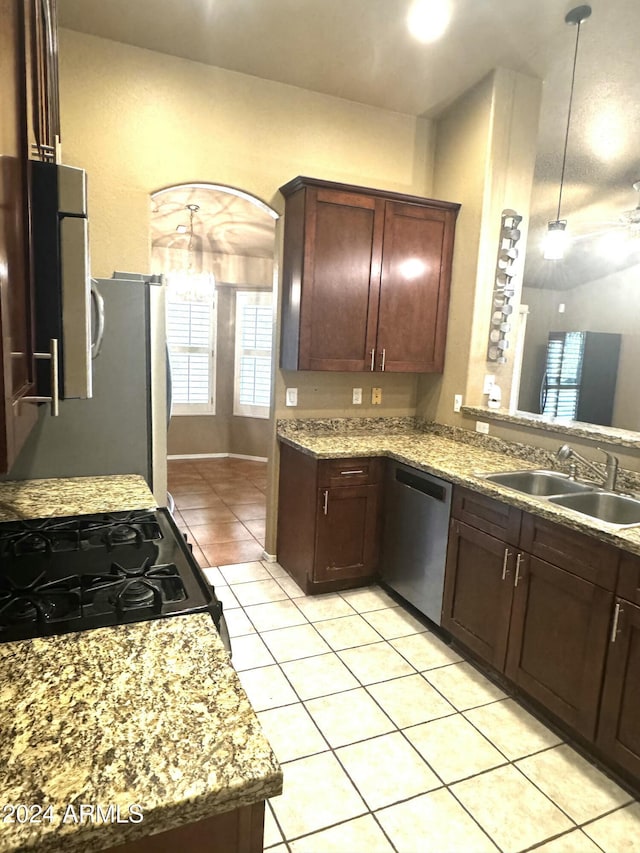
{"left": 487, "top": 209, "right": 523, "bottom": 363}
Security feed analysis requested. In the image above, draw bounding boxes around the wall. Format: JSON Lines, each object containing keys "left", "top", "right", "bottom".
{"left": 58, "top": 27, "right": 437, "bottom": 432}
{"left": 416, "top": 68, "right": 542, "bottom": 428}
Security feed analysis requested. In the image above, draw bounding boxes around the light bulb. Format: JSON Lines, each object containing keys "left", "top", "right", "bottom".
{"left": 407, "top": 0, "right": 451, "bottom": 43}
{"left": 543, "top": 220, "right": 568, "bottom": 260}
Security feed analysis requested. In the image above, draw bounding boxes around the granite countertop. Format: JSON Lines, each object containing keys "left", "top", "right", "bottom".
{"left": 277, "top": 421, "right": 640, "bottom": 557}
{"left": 0, "top": 615, "right": 282, "bottom": 853}
{"left": 0, "top": 475, "right": 282, "bottom": 853}
{"left": 0, "top": 474, "right": 156, "bottom": 522}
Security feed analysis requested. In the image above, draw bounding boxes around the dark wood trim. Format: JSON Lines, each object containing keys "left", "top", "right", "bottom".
{"left": 279, "top": 175, "right": 461, "bottom": 214}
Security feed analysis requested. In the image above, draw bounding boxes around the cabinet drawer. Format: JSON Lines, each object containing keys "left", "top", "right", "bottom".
{"left": 617, "top": 552, "right": 640, "bottom": 604}
{"left": 452, "top": 486, "right": 521, "bottom": 545}
{"left": 318, "top": 457, "right": 382, "bottom": 488}
{"left": 520, "top": 514, "right": 619, "bottom": 591}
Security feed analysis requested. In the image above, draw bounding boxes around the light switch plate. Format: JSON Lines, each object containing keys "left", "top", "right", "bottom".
{"left": 371, "top": 387, "right": 382, "bottom": 405}
{"left": 352, "top": 388, "right": 362, "bottom": 405}
{"left": 285, "top": 387, "right": 298, "bottom": 406}
{"left": 483, "top": 374, "right": 496, "bottom": 395}
{"left": 476, "top": 421, "right": 490, "bottom": 434}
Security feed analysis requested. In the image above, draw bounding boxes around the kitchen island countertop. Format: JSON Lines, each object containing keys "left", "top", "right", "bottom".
{"left": 0, "top": 474, "right": 156, "bottom": 522}
{"left": 277, "top": 421, "right": 640, "bottom": 557}
{"left": 0, "top": 475, "right": 282, "bottom": 853}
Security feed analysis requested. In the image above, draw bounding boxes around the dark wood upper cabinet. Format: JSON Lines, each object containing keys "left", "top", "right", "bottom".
{"left": 279, "top": 176, "right": 459, "bottom": 373}
{"left": 0, "top": 0, "right": 39, "bottom": 473}
{"left": 24, "top": 0, "right": 60, "bottom": 163}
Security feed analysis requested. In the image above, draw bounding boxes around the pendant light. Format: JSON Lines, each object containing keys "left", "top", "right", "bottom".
{"left": 543, "top": 4, "right": 591, "bottom": 260}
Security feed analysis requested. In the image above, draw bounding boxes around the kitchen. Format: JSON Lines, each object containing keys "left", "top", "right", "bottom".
{"left": 2, "top": 0, "right": 640, "bottom": 851}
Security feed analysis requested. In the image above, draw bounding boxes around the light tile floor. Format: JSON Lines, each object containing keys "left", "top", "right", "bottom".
{"left": 200, "top": 561, "right": 640, "bottom": 853}
{"left": 170, "top": 458, "right": 640, "bottom": 852}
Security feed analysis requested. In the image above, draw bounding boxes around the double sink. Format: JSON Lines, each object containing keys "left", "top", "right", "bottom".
{"left": 481, "top": 469, "right": 640, "bottom": 528}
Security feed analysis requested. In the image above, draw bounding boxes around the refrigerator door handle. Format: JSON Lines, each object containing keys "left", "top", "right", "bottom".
{"left": 91, "top": 280, "right": 105, "bottom": 359}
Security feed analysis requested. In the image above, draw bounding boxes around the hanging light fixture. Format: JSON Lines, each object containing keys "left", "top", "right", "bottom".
{"left": 543, "top": 4, "right": 591, "bottom": 260}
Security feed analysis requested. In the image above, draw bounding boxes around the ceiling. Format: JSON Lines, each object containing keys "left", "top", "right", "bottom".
{"left": 59, "top": 0, "right": 640, "bottom": 278}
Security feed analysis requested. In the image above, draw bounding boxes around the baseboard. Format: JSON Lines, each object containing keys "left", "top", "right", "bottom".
{"left": 168, "top": 452, "right": 268, "bottom": 462}
{"left": 262, "top": 551, "right": 277, "bottom": 563}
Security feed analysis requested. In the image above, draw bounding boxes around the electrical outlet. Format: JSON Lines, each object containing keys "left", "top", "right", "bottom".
{"left": 476, "top": 421, "right": 490, "bottom": 434}
{"left": 352, "top": 388, "right": 362, "bottom": 405}
{"left": 371, "top": 387, "right": 382, "bottom": 405}
{"left": 453, "top": 394, "right": 463, "bottom": 413}
{"left": 483, "top": 374, "right": 496, "bottom": 395}
{"left": 285, "top": 387, "right": 298, "bottom": 406}
{"left": 558, "top": 303, "right": 566, "bottom": 313}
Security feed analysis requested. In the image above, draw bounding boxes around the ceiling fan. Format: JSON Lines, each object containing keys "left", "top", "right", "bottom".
{"left": 568, "top": 181, "right": 640, "bottom": 248}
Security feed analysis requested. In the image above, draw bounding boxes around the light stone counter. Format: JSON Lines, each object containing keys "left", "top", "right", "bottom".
{"left": 277, "top": 421, "right": 640, "bottom": 557}
{"left": 0, "top": 474, "right": 156, "bottom": 522}
{"left": 0, "top": 615, "right": 282, "bottom": 853}
{"left": 0, "top": 475, "right": 283, "bottom": 853}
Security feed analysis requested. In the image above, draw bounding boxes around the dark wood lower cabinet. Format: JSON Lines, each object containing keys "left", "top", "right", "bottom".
{"left": 598, "top": 599, "right": 640, "bottom": 778}
{"left": 506, "top": 554, "right": 613, "bottom": 739}
{"left": 277, "top": 443, "right": 382, "bottom": 593}
{"left": 106, "top": 802, "right": 264, "bottom": 853}
{"left": 314, "top": 483, "right": 380, "bottom": 583}
{"left": 442, "top": 520, "right": 514, "bottom": 670}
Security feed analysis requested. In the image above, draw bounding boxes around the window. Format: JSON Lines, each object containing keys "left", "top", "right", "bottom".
{"left": 166, "top": 273, "right": 216, "bottom": 415}
{"left": 234, "top": 290, "right": 273, "bottom": 418}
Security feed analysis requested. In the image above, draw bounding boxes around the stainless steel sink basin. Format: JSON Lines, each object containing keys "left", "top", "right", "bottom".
{"left": 482, "top": 470, "right": 596, "bottom": 497}
{"left": 549, "top": 491, "right": 640, "bottom": 526}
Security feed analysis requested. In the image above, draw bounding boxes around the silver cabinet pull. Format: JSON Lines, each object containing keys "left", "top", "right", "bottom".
{"left": 514, "top": 553, "right": 523, "bottom": 587}
{"left": 380, "top": 348, "right": 386, "bottom": 371}
{"left": 370, "top": 348, "right": 375, "bottom": 371}
{"left": 340, "top": 469, "right": 365, "bottom": 476}
{"left": 15, "top": 338, "right": 59, "bottom": 417}
{"left": 610, "top": 601, "right": 623, "bottom": 643}
{"left": 502, "top": 548, "right": 511, "bottom": 581}
{"left": 323, "top": 489, "right": 329, "bottom": 515}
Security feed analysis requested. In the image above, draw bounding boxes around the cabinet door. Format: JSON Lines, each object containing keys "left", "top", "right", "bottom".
{"left": 376, "top": 201, "right": 456, "bottom": 373}
{"left": 314, "top": 483, "right": 380, "bottom": 583}
{"left": 442, "top": 520, "right": 515, "bottom": 670}
{"left": 598, "top": 599, "right": 640, "bottom": 778}
{"left": 298, "top": 187, "right": 384, "bottom": 371}
{"left": 506, "top": 555, "right": 613, "bottom": 739}
{"left": 0, "top": 0, "right": 39, "bottom": 473}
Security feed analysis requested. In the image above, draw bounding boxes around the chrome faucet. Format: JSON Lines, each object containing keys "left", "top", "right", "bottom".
{"left": 555, "top": 444, "right": 619, "bottom": 491}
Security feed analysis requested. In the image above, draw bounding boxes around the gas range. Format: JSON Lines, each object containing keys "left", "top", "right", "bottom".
{"left": 0, "top": 508, "right": 228, "bottom": 648}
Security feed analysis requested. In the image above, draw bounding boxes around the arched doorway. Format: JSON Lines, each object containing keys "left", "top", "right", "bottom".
{"left": 150, "top": 183, "right": 278, "bottom": 567}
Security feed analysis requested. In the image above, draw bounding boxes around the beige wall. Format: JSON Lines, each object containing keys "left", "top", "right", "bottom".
{"left": 59, "top": 28, "right": 437, "bottom": 435}
{"left": 417, "top": 68, "right": 542, "bottom": 427}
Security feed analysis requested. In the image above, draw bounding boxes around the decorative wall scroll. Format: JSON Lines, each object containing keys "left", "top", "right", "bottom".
{"left": 487, "top": 209, "right": 523, "bottom": 363}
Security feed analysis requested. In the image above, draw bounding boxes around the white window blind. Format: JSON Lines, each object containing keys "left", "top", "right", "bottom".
{"left": 166, "top": 274, "right": 216, "bottom": 415}
{"left": 234, "top": 290, "right": 272, "bottom": 418}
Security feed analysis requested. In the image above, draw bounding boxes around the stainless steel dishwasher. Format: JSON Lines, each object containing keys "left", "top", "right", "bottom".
{"left": 380, "top": 461, "right": 452, "bottom": 625}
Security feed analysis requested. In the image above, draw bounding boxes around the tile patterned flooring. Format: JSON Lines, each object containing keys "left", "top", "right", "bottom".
{"left": 169, "top": 459, "right": 640, "bottom": 853}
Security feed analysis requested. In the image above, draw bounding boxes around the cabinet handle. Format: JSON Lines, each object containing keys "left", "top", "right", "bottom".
{"left": 15, "top": 338, "right": 59, "bottom": 417}
{"left": 380, "top": 348, "right": 386, "bottom": 371}
{"left": 370, "top": 349, "right": 375, "bottom": 371}
{"left": 340, "top": 469, "right": 365, "bottom": 476}
{"left": 502, "top": 548, "right": 511, "bottom": 580}
{"left": 514, "top": 553, "right": 523, "bottom": 586}
{"left": 610, "top": 602, "right": 623, "bottom": 644}
{"left": 322, "top": 489, "right": 329, "bottom": 515}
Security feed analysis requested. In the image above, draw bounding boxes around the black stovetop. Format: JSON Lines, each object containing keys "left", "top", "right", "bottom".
{"left": 0, "top": 508, "right": 221, "bottom": 644}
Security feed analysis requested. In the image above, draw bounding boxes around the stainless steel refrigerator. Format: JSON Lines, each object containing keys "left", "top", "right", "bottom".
{"left": 3, "top": 273, "right": 167, "bottom": 505}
